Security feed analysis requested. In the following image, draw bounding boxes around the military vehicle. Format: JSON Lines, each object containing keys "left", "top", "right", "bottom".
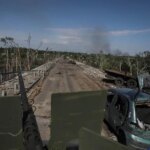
{"left": 1, "top": 68, "right": 149, "bottom": 150}
{"left": 0, "top": 68, "right": 47, "bottom": 150}
{"left": 104, "top": 69, "right": 138, "bottom": 88}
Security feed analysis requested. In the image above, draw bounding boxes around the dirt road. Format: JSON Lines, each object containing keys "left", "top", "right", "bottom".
{"left": 34, "top": 58, "right": 112, "bottom": 142}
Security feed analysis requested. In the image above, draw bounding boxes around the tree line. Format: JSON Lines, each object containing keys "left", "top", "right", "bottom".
{"left": 0, "top": 36, "right": 150, "bottom": 79}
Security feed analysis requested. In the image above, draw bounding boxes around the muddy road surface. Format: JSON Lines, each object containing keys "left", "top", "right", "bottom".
{"left": 34, "top": 58, "right": 113, "bottom": 142}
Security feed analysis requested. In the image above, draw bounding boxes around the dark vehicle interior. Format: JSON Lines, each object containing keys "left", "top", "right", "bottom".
{"left": 115, "top": 96, "right": 128, "bottom": 117}
{"left": 107, "top": 92, "right": 114, "bottom": 103}
{"left": 136, "top": 104, "right": 150, "bottom": 125}
{"left": 136, "top": 74, "right": 150, "bottom": 129}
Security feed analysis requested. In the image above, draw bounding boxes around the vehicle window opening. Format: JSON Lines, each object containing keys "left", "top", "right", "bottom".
{"left": 115, "top": 96, "right": 127, "bottom": 116}
{"left": 107, "top": 92, "right": 114, "bottom": 103}
{"left": 136, "top": 103, "right": 150, "bottom": 129}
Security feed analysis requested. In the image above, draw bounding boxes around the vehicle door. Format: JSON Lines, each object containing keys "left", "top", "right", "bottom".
{"left": 105, "top": 91, "right": 116, "bottom": 122}
{"left": 108, "top": 94, "right": 117, "bottom": 129}
{"left": 109, "top": 94, "right": 129, "bottom": 130}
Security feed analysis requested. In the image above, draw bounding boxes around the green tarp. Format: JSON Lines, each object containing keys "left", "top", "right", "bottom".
{"left": 79, "top": 128, "right": 134, "bottom": 150}
{"left": 0, "top": 96, "right": 23, "bottom": 150}
{"left": 49, "top": 90, "right": 107, "bottom": 149}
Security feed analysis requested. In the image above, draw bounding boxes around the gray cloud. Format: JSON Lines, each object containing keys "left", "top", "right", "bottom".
{"left": 44, "top": 27, "right": 110, "bottom": 53}
{"left": 109, "top": 28, "right": 150, "bottom": 36}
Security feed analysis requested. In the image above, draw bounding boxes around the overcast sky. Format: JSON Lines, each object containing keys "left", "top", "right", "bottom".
{"left": 0, "top": 0, "right": 150, "bottom": 55}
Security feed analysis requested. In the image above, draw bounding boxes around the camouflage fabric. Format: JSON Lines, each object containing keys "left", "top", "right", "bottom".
{"left": 79, "top": 128, "right": 134, "bottom": 150}
{"left": 49, "top": 90, "right": 107, "bottom": 149}
{"left": 0, "top": 96, "right": 23, "bottom": 150}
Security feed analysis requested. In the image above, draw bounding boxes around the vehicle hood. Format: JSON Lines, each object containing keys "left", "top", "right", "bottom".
{"left": 132, "top": 128, "right": 150, "bottom": 139}
{"left": 130, "top": 90, "right": 150, "bottom": 103}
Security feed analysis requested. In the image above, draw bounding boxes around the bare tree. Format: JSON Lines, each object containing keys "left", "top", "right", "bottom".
{"left": 0, "top": 38, "right": 8, "bottom": 73}
{"left": 0, "top": 37, "right": 15, "bottom": 72}
{"left": 0, "top": 37, "right": 20, "bottom": 80}
{"left": 35, "top": 41, "right": 43, "bottom": 60}
{"left": 26, "top": 33, "right": 31, "bottom": 70}
{"left": 44, "top": 47, "right": 49, "bottom": 62}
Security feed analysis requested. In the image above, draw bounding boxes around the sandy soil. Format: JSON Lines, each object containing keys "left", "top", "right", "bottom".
{"left": 34, "top": 58, "right": 113, "bottom": 142}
